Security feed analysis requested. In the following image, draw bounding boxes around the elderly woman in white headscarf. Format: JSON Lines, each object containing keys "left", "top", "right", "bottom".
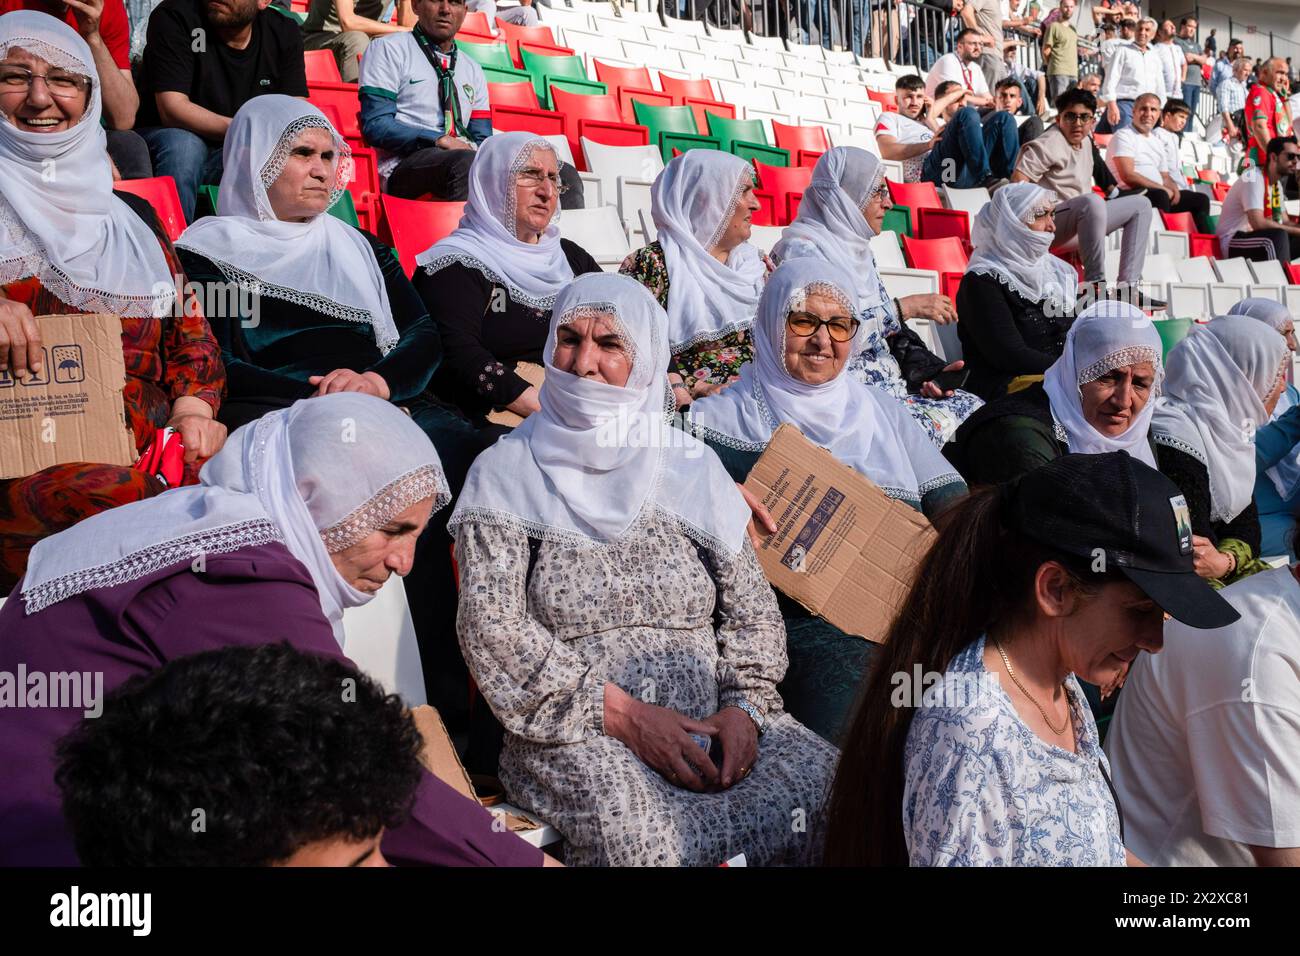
{"left": 770, "top": 147, "right": 981, "bottom": 445}
{"left": 620, "top": 150, "right": 766, "bottom": 406}
{"left": 1228, "top": 299, "right": 1300, "bottom": 557}
{"left": 413, "top": 131, "right": 601, "bottom": 431}
{"left": 1152, "top": 317, "right": 1291, "bottom": 587}
{"left": 955, "top": 181, "right": 1082, "bottom": 401}
{"left": 948, "top": 300, "right": 1164, "bottom": 486}
{"left": 178, "top": 95, "right": 508, "bottom": 707}
{"left": 0, "top": 393, "right": 552, "bottom": 868}
{"left": 687, "top": 258, "right": 967, "bottom": 744}
{"left": 452, "top": 271, "right": 837, "bottom": 867}
{"left": 0, "top": 11, "right": 226, "bottom": 590}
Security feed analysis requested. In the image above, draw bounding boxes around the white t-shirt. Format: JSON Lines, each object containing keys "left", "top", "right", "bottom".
{"left": 1154, "top": 40, "right": 1186, "bottom": 94}
{"left": 1106, "top": 126, "right": 1177, "bottom": 187}
{"left": 1216, "top": 165, "right": 1267, "bottom": 255}
{"left": 1104, "top": 567, "right": 1300, "bottom": 866}
{"left": 874, "top": 111, "right": 934, "bottom": 183}
{"left": 925, "top": 52, "right": 991, "bottom": 99}
{"left": 359, "top": 32, "right": 491, "bottom": 178}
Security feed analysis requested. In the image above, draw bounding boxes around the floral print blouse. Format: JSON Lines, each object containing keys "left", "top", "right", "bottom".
{"left": 619, "top": 241, "right": 753, "bottom": 386}
{"left": 903, "top": 635, "right": 1126, "bottom": 866}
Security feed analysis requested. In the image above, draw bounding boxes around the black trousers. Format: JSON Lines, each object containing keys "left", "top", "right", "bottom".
{"left": 386, "top": 145, "right": 586, "bottom": 208}
{"left": 1143, "top": 186, "right": 1213, "bottom": 234}
{"left": 1225, "top": 228, "right": 1300, "bottom": 263}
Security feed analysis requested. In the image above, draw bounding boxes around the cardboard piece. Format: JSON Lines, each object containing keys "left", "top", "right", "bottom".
{"left": 0, "top": 313, "right": 135, "bottom": 480}
{"left": 410, "top": 705, "right": 538, "bottom": 832}
{"left": 743, "top": 424, "right": 937, "bottom": 644}
{"left": 485, "top": 361, "right": 545, "bottom": 428}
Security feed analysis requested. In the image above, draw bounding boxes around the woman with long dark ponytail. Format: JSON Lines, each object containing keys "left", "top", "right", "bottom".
{"left": 824, "top": 452, "right": 1240, "bottom": 866}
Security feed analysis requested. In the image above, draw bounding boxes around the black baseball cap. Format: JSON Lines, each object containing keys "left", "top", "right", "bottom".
{"left": 1003, "top": 452, "right": 1240, "bottom": 629}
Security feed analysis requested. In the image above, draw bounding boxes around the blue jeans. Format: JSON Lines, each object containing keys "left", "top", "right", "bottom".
{"left": 1181, "top": 82, "right": 1201, "bottom": 134}
{"left": 137, "top": 127, "right": 225, "bottom": 223}
{"left": 922, "top": 107, "right": 1018, "bottom": 188}
{"left": 1096, "top": 98, "right": 1135, "bottom": 133}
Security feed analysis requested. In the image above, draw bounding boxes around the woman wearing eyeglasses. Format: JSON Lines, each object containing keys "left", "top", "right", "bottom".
{"left": 0, "top": 11, "right": 226, "bottom": 590}
{"left": 688, "top": 259, "right": 968, "bottom": 745}
{"left": 771, "top": 147, "right": 980, "bottom": 446}
{"left": 412, "top": 131, "right": 601, "bottom": 433}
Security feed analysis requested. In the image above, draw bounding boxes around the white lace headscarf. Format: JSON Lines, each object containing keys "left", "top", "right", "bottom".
{"left": 415, "top": 131, "right": 574, "bottom": 309}
{"left": 1152, "top": 318, "right": 1290, "bottom": 523}
{"left": 770, "top": 146, "right": 887, "bottom": 313}
{"left": 650, "top": 149, "right": 766, "bottom": 353}
{"left": 1042, "top": 300, "right": 1164, "bottom": 467}
{"left": 965, "top": 182, "right": 1079, "bottom": 310}
{"left": 21, "top": 394, "right": 450, "bottom": 644}
{"left": 0, "top": 11, "right": 174, "bottom": 318}
{"left": 449, "top": 271, "right": 750, "bottom": 557}
{"left": 1227, "top": 298, "right": 1300, "bottom": 499}
{"left": 175, "top": 95, "right": 399, "bottom": 353}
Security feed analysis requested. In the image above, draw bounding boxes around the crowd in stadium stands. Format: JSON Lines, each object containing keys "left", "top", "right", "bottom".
{"left": 3, "top": 0, "right": 1300, "bottom": 869}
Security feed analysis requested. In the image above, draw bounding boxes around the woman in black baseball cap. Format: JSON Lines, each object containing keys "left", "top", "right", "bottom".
{"left": 824, "top": 451, "right": 1239, "bottom": 867}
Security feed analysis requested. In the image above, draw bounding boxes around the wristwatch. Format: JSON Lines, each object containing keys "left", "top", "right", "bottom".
{"left": 735, "top": 699, "right": 766, "bottom": 736}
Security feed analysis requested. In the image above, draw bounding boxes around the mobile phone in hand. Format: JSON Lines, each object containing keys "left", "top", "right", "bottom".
{"left": 932, "top": 367, "right": 970, "bottom": 392}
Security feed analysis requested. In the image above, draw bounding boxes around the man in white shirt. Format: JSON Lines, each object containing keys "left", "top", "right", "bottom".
{"left": 1153, "top": 19, "right": 1186, "bottom": 104}
{"left": 1106, "top": 93, "right": 1212, "bottom": 230}
{"left": 1106, "top": 565, "right": 1300, "bottom": 867}
{"left": 924, "top": 28, "right": 993, "bottom": 106}
{"left": 1216, "top": 134, "right": 1300, "bottom": 261}
{"left": 1099, "top": 17, "right": 1168, "bottom": 131}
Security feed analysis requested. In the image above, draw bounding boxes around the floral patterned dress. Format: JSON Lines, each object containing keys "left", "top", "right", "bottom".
{"left": 903, "top": 635, "right": 1126, "bottom": 866}
{"left": 0, "top": 195, "right": 224, "bottom": 588}
{"left": 619, "top": 242, "right": 752, "bottom": 386}
{"left": 455, "top": 510, "right": 839, "bottom": 866}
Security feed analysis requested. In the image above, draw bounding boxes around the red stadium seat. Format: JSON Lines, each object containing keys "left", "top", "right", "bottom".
{"left": 346, "top": 146, "right": 382, "bottom": 235}
{"left": 488, "top": 81, "right": 541, "bottom": 109}
{"left": 772, "top": 120, "right": 830, "bottom": 168}
{"left": 1196, "top": 168, "right": 1220, "bottom": 183}
{"left": 114, "top": 176, "right": 186, "bottom": 238}
{"left": 620, "top": 88, "right": 675, "bottom": 124}
{"left": 752, "top": 189, "right": 778, "bottom": 226}
{"left": 307, "top": 82, "right": 362, "bottom": 140}
{"left": 683, "top": 97, "right": 734, "bottom": 135}
{"left": 1213, "top": 181, "right": 1230, "bottom": 202}
{"left": 305, "top": 49, "right": 342, "bottom": 84}
{"left": 754, "top": 161, "right": 812, "bottom": 226}
{"left": 658, "top": 73, "right": 715, "bottom": 104}
{"left": 902, "top": 235, "right": 969, "bottom": 299}
{"left": 382, "top": 197, "right": 466, "bottom": 277}
{"left": 1161, "top": 210, "right": 1220, "bottom": 258}
{"left": 459, "top": 11, "right": 494, "bottom": 38}
{"left": 496, "top": 20, "right": 572, "bottom": 67}
{"left": 490, "top": 104, "right": 565, "bottom": 137}
{"left": 594, "top": 59, "right": 664, "bottom": 123}
{"left": 866, "top": 89, "right": 897, "bottom": 113}
{"left": 549, "top": 88, "right": 648, "bottom": 168}
{"left": 886, "top": 179, "right": 942, "bottom": 235}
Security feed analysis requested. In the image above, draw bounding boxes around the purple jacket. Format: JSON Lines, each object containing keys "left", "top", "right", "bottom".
{"left": 0, "top": 542, "right": 541, "bottom": 867}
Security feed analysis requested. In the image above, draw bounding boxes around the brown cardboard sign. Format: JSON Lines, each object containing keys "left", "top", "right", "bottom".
{"left": 410, "top": 705, "right": 537, "bottom": 832}
{"left": 743, "top": 424, "right": 938, "bottom": 643}
{"left": 486, "top": 361, "right": 546, "bottom": 428}
{"left": 0, "top": 313, "right": 135, "bottom": 480}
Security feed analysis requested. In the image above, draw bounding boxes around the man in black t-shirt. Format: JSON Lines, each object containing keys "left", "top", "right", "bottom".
{"left": 136, "top": 0, "right": 307, "bottom": 220}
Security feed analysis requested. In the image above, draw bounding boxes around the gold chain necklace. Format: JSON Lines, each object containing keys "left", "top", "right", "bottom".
{"left": 992, "top": 638, "right": 1070, "bottom": 736}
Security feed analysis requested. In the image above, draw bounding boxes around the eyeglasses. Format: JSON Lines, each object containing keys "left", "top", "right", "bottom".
{"left": 1060, "top": 111, "right": 1095, "bottom": 124}
{"left": 516, "top": 167, "right": 569, "bottom": 194}
{"left": 0, "top": 65, "right": 92, "bottom": 98}
{"left": 1280, "top": 151, "right": 1300, "bottom": 164}
{"left": 786, "top": 312, "right": 860, "bottom": 342}
{"left": 865, "top": 183, "right": 890, "bottom": 205}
